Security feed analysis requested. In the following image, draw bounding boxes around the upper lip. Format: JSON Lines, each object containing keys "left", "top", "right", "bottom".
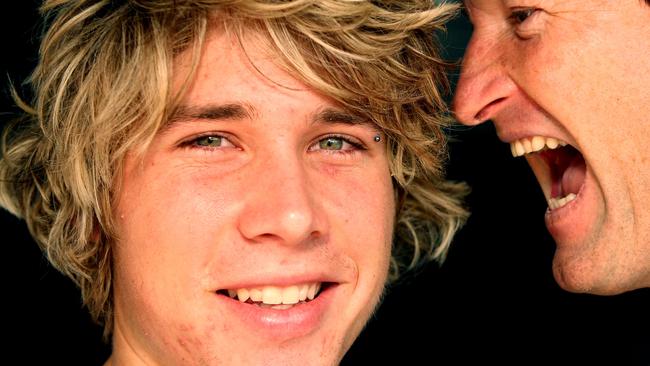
{"left": 215, "top": 273, "right": 342, "bottom": 291}
{"left": 490, "top": 108, "right": 571, "bottom": 146}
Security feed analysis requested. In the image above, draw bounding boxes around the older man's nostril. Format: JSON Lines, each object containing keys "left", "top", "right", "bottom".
{"left": 474, "top": 97, "right": 507, "bottom": 123}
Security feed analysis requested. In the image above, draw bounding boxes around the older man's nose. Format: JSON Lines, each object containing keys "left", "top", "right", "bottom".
{"left": 452, "top": 35, "right": 516, "bottom": 125}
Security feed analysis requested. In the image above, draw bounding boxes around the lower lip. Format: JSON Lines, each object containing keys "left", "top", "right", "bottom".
{"left": 216, "top": 284, "right": 337, "bottom": 339}
{"left": 544, "top": 168, "right": 596, "bottom": 246}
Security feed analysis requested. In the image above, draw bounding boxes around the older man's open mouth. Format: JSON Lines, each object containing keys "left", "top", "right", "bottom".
{"left": 509, "top": 136, "right": 587, "bottom": 211}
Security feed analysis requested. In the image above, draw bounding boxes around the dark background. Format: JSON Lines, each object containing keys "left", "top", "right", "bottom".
{"left": 2, "top": 2, "right": 648, "bottom": 364}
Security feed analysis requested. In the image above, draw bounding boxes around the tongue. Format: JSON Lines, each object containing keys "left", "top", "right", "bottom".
{"left": 561, "top": 152, "right": 586, "bottom": 195}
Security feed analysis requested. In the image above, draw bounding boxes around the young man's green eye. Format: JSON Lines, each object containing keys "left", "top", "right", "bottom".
{"left": 319, "top": 137, "right": 344, "bottom": 150}
{"left": 196, "top": 136, "right": 223, "bottom": 147}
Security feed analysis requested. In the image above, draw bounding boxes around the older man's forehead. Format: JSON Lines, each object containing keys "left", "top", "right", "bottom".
{"left": 461, "top": 0, "right": 500, "bottom": 17}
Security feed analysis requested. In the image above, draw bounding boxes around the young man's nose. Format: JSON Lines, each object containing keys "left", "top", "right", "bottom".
{"left": 237, "top": 154, "right": 326, "bottom": 246}
{"left": 452, "top": 34, "right": 516, "bottom": 125}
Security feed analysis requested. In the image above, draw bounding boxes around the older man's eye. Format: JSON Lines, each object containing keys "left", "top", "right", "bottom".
{"left": 508, "top": 7, "right": 545, "bottom": 39}
{"left": 509, "top": 8, "right": 537, "bottom": 24}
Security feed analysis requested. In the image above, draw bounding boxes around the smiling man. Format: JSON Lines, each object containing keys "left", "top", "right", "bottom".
{"left": 453, "top": 0, "right": 650, "bottom": 294}
{"left": 0, "top": 1, "right": 467, "bottom": 365}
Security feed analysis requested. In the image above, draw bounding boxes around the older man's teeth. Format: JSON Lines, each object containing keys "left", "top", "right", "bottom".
{"left": 510, "top": 136, "right": 568, "bottom": 157}
{"left": 226, "top": 283, "right": 322, "bottom": 307}
{"left": 548, "top": 193, "right": 577, "bottom": 210}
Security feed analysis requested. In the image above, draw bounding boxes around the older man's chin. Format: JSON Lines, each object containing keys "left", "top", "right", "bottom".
{"left": 551, "top": 248, "right": 648, "bottom": 296}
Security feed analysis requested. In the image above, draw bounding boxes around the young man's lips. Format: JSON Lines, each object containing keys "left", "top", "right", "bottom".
{"left": 215, "top": 282, "right": 339, "bottom": 339}
{"left": 220, "top": 282, "right": 324, "bottom": 305}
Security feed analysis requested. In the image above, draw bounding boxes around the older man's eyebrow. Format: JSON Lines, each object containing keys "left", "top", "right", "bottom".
{"left": 311, "top": 107, "right": 367, "bottom": 126}
{"left": 163, "top": 103, "right": 257, "bottom": 131}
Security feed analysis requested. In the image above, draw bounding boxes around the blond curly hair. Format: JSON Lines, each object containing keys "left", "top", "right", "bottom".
{"left": 0, "top": 0, "right": 468, "bottom": 335}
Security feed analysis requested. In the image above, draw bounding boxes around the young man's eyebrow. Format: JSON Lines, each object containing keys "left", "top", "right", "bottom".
{"left": 311, "top": 107, "right": 368, "bottom": 126}
{"left": 163, "top": 103, "right": 257, "bottom": 131}
{"left": 162, "top": 103, "right": 368, "bottom": 131}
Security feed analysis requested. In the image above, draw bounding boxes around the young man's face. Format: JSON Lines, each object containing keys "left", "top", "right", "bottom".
{"left": 110, "top": 28, "right": 394, "bottom": 365}
{"left": 453, "top": 0, "right": 650, "bottom": 294}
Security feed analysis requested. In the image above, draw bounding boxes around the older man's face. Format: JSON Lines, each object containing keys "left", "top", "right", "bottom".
{"left": 110, "top": 28, "right": 394, "bottom": 365}
{"left": 453, "top": 0, "right": 650, "bottom": 294}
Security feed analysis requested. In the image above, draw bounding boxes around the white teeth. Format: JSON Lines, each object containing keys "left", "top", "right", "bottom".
{"left": 262, "top": 286, "right": 282, "bottom": 305}
{"left": 224, "top": 282, "right": 323, "bottom": 306}
{"left": 237, "top": 288, "right": 250, "bottom": 303}
{"left": 249, "top": 288, "right": 263, "bottom": 302}
{"left": 510, "top": 136, "right": 570, "bottom": 157}
{"left": 307, "top": 284, "right": 316, "bottom": 300}
{"left": 299, "top": 284, "right": 309, "bottom": 301}
{"left": 307, "top": 283, "right": 321, "bottom": 300}
{"left": 281, "top": 286, "right": 300, "bottom": 305}
{"left": 514, "top": 140, "right": 525, "bottom": 156}
{"left": 531, "top": 136, "right": 545, "bottom": 151}
{"left": 548, "top": 193, "right": 577, "bottom": 210}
